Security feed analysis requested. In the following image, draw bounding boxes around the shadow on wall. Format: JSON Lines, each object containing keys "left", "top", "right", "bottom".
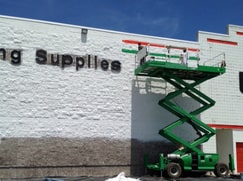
{"left": 130, "top": 77, "right": 201, "bottom": 176}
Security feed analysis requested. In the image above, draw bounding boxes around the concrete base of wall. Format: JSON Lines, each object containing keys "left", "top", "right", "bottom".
{"left": 0, "top": 137, "right": 175, "bottom": 179}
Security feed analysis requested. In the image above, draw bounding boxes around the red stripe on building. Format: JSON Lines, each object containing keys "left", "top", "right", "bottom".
{"left": 236, "top": 31, "right": 243, "bottom": 36}
{"left": 208, "top": 124, "right": 243, "bottom": 130}
{"left": 207, "top": 38, "right": 238, "bottom": 46}
{"left": 188, "top": 48, "right": 200, "bottom": 52}
{"left": 169, "top": 46, "right": 200, "bottom": 52}
{"left": 122, "top": 39, "right": 166, "bottom": 48}
{"left": 122, "top": 39, "right": 200, "bottom": 52}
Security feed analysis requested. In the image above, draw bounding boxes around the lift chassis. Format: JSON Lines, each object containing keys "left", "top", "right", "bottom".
{"left": 135, "top": 58, "right": 234, "bottom": 178}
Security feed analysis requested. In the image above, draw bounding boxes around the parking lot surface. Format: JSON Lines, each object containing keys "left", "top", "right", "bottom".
{"left": 1, "top": 175, "right": 242, "bottom": 181}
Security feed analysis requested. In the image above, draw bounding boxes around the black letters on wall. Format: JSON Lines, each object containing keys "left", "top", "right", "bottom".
{"left": 0, "top": 48, "right": 21, "bottom": 65}
{"left": 111, "top": 60, "right": 121, "bottom": 72}
{"left": 51, "top": 54, "right": 60, "bottom": 66}
{"left": 101, "top": 59, "right": 109, "bottom": 70}
{"left": 0, "top": 48, "right": 6, "bottom": 60}
{"left": 62, "top": 55, "right": 73, "bottom": 69}
{"left": 2, "top": 48, "right": 122, "bottom": 73}
{"left": 76, "top": 56, "right": 85, "bottom": 70}
{"left": 36, "top": 49, "right": 47, "bottom": 64}
{"left": 240, "top": 72, "right": 243, "bottom": 93}
{"left": 11, "top": 50, "right": 21, "bottom": 65}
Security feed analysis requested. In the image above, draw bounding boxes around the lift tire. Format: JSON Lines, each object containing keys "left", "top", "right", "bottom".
{"left": 214, "top": 163, "right": 229, "bottom": 177}
{"left": 165, "top": 162, "right": 182, "bottom": 179}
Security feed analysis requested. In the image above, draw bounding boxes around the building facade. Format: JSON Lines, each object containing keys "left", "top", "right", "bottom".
{"left": 0, "top": 15, "right": 242, "bottom": 178}
{"left": 198, "top": 25, "right": 243, "bottom": 172}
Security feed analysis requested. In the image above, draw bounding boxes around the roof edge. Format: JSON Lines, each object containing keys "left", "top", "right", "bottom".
{"left": 0, "top": 14, "right": 199, "bottom": 45}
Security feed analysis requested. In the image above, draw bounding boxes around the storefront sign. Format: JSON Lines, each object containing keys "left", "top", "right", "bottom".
{"left": 0, "top": 48, "right": 121, "bottom": 72}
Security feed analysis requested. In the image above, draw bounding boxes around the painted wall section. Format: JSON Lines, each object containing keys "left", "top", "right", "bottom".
{"left": 0, "top": 15, "right": 201, "bottom": 142}
{"left": 199, "top": 26, "right": 243, "bottom": 127}
{"left": 1, "top": 15, "right": 243, "bottom": 177}
{"left": 198, "top": 25, "right": 243, "bottom": 160}
{"left": 0, "top": 16, "right": 202, "bottom": 178}
{"left": 0, "top": 16, "right": 132, "bottom": 140}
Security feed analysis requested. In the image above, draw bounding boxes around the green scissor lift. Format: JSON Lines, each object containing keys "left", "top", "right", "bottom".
{"left": 135, "top": 60, "right": 234, "bottom": 178}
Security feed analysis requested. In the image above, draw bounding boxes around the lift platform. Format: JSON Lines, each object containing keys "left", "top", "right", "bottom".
{"left": 134, "top": 48, "right": 234, "bottom": 178}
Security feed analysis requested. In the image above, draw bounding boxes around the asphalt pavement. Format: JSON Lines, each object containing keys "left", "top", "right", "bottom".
{"left": 1, "top": 174, "right": 242, "bottom": 181}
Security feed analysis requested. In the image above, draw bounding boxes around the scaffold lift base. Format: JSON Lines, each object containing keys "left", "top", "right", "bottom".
{"left": 135, "top": 60, "right": 234, "bottom": 178}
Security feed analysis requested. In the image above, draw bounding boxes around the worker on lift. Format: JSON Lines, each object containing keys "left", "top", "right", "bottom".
{"left": 180, "top": 49, "right": 188, "bottom": 65}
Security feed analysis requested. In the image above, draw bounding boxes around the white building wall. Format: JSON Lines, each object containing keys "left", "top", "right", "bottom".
{"left": 0, "top": 16, "right": 132, "bottom": 140}
{"left": 198, "top": 25, "right": 243, "bottom": 173}
{"left": 199, "top": 26, "right": 243, "bottom": 126}
{"left": 1, "top": 15, "right": 242, "bottom": 178}
{"left": 0, "top": 15, "right": 201, "bottom": 178}
{"left": 202, "top": 135, "right": 217, "bottom": 153}
{"left": 0, "top": 15, "right": 202, "bottom": 142}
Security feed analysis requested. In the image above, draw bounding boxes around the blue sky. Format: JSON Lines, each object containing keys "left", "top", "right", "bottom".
{"left": 0, "top": 0, "right": 243, "bottom": 41}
